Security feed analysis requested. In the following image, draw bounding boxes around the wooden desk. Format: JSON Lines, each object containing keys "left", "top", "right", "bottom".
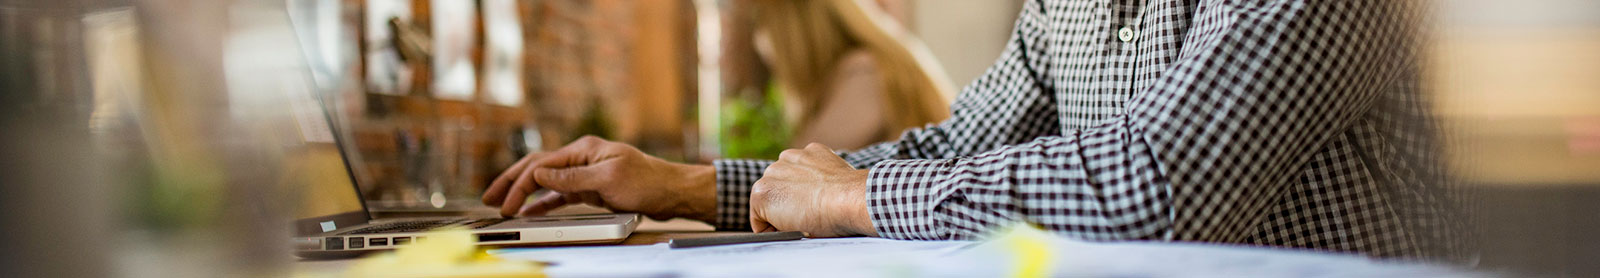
{"left": 620, "top": 230, "right": 747, "bottom": 245}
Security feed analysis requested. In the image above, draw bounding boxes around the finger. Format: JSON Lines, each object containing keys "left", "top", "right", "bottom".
{"left": 533, "top": 136, "right": 608, "bottom": 169}
{"left": 484, "top": 153, "right": 541, "bottom": 206}
{"left": 495, "top": 137, "right": 606, "bottom": 211}
{"left": 804, "top": 143, "right": 832, "bottom": 153}
{"left": 556, "top": 191, "right": 604, "bottom": 207}
{"left": 750, "top": 213, "right": 771, "bottom": 234}
{"left": 777, "top": 148, "right": 803, "bottom": 162}
{"left": 803, "top": 143, "right": 854, "bottom": 168}
{"left": 517, "top": 192, "right": 571, "bottom": 217}
{"left": 533, "top": 166, "right": 594, "bottom": 192}
{"left": 489, "top": 154, "right": 536, "bottom": 191}
{"left": 805, "top": 143, "right": 848, "bottom": 163}
{"left": 749, "top": 193, "right": 771, "bottom": 233}
{"left": 499, "top": 163, "right": 546, "bottom": 217}
{"left": 494, "top": 137, "right": 610, "bottom": 215}
{"left": 760, "top": 161, "right": 795, "bottom": 178}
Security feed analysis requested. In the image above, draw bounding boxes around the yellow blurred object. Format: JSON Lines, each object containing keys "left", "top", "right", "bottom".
{"left": 996, "top": 224, "right": 1057, "bottom": 278}
{"left": 342, "top": 229, "right": 544, "bottom": 278}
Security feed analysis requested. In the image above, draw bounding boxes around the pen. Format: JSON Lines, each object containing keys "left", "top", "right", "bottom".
{"left": 667, "top": 231, "right": 808, "bottom": 249}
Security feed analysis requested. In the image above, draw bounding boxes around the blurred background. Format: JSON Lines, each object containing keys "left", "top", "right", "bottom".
{"left": 0, "top": 0, "right": 1596, "bottom": 277}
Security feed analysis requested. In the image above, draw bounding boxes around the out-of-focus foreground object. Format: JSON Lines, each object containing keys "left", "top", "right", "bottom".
{"left": 337, "top": 229, "right": 544, "bottom": 278}
{"left": 3, "top": 0, "right": 328, "bottom": 276}
{"left": 1431, "top": 0, "right": 1600, "bottom": 276}
{"left": 2, "top": 1, "right": 116, "bottom": 277}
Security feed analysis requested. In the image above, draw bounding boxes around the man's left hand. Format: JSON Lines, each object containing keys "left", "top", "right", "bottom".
{"left": 749, "top": 143, "right": 879, "bottom": 237}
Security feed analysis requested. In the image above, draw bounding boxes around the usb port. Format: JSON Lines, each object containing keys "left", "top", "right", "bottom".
{"left": 348, "top": 237, "right": 364, "bottom": 249}
{"left": 324, "top": 237, "right": 344, "bottom": 251}
{"left": 477, "top": 232, "right": 520, "bottom": 242}
{"left": 369, "top": 237, "right": 388, "bottom": 246}
{"left": 393, "top": 237, "right": 411, "bottom": 245}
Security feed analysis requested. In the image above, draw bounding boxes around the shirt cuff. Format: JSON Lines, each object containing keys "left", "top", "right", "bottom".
{"left": 712, "top": 159, "right": 771, "bottom": 231}
{"left": 866, "top": 159, "right": 955, "bottom": 240}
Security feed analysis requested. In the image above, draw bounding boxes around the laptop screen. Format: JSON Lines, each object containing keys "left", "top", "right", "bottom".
{"left": 277, "top": 76, "right": 372, "bottom": 235}
{"left": 279, "top": 0, "right": 369, "bottom": 227}
{"left": 284, "top": 135, "right": 363, "bottom": 220}
{"left": 282, "top": 74, "right": 365, "bottom": 221}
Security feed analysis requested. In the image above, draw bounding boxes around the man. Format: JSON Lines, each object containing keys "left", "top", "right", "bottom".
{"left": 483, "top": 0, "right": 1465, "bottom": 259}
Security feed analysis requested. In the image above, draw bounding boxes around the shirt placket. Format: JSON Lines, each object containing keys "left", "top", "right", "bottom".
{"left": 1112, "top": 0, "right": 1145, "bottom": 113}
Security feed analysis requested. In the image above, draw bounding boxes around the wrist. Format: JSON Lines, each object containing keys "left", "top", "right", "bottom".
{"left": 841, "top": 169, "right": 878, "bottom": 237}
{"left": 676, "top": 163, "right": 718, "bottom": 224}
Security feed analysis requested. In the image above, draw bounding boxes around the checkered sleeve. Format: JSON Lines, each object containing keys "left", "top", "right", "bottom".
{"left": 867, "top": 0, "right": 1416, "bottom": 241}
{"left": 711, "top": 159, "right": 769, "bottom": 230}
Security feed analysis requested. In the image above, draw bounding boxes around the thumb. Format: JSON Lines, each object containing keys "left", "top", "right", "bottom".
{"left": 750, "top": 207, "right": 774, "bottom": 233}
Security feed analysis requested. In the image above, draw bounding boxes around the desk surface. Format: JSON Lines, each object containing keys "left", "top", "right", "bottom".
{"left": 620, "top": 230, "right": 747, "bottom": 245}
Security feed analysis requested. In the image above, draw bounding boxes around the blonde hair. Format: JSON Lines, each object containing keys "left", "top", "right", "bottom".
{"left": 752, "top": 0, "right": 953, "bottom": 137}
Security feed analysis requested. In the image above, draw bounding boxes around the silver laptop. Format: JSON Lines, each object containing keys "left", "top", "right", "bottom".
{"left": 279, "top": 2, "right": 637, "bottom": 258}
{"left": 286, "top": 94, "right": 639, "bottom": 258}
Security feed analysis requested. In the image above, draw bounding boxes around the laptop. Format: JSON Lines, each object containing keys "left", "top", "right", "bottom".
{"left": 289, "top": 99, "right": 642, "bottom": 258}
{"left": 280, "top": 6, "right": 636, "bottom": 259}
{"left": 285, "top": 96, "right": 640, "bottom": 258}
{"left": 283, "top": 81, "right": 643, "bottom": 258}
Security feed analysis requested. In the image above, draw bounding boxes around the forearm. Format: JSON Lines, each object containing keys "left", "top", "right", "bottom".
{"left": 864, "top": 129, "right": 1172, "bottom": 240}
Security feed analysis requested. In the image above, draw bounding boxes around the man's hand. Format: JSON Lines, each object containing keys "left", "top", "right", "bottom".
{"left": 481, "top": 136, "right": 717, "bottom": 223}
{"left": 749, "top": 143, "right": 878, "bottom": 237}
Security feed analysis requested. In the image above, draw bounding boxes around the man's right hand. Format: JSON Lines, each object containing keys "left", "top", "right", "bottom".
{"left": 481, "top": 136, "right": 717, "bottom": 223}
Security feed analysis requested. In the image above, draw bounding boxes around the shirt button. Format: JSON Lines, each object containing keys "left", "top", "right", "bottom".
{"left": 1117, "top": 26, "right": 1136, "bottom": 42}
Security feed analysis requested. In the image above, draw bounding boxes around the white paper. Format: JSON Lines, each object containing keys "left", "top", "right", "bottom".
{"left": 921, "top": 237, "right": 1481, "bottom": 278}
{"left": 492, "top": 238, "right": 967, "bottom": 278}
{"left": 490, "top": 236, "right": 1478, "bottom": 278}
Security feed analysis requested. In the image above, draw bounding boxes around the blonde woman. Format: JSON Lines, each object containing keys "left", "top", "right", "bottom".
{"left": 751, "top": 0, "right": 955, "bottom": 150}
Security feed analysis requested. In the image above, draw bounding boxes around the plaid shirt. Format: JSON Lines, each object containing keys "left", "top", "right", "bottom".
{"left": 715, "top": 0, "right": 1465, "bottom": 259}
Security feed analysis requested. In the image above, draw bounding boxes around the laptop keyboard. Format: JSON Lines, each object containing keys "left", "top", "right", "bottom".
{"left": 339, "top": 218, "right": 508, "bottom": 235}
